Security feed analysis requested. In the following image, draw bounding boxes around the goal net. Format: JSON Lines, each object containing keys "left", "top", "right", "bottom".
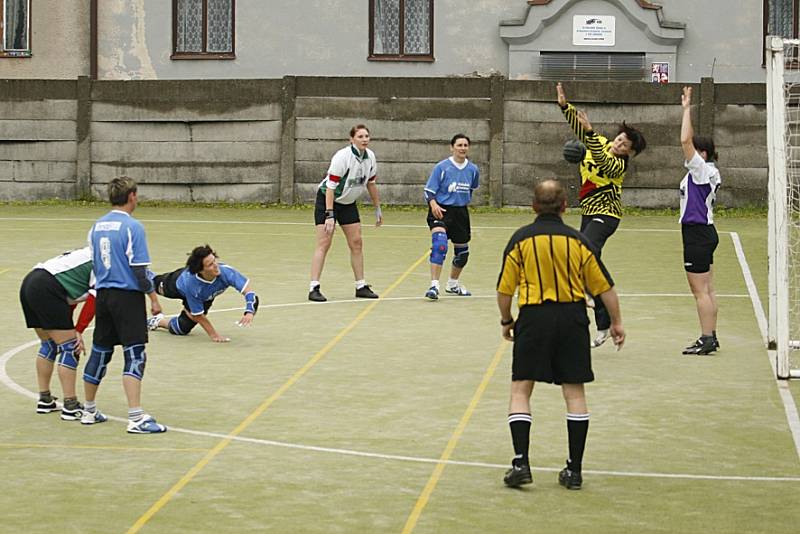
{"left": 766, "top": 36, "right": 800, "bottom": 379}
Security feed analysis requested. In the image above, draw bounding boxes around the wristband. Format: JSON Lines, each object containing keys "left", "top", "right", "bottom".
{"left": 500, "top": 317, "right": 514, "bottom": 326}
{"left": 325, "top": 209, "right": 334, "bottom": 220}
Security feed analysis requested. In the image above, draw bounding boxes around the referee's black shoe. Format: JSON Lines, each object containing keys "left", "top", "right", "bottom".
{"left": 503, "top": 463, "right": 532, "bottom": 488}
{"left": 682, "top": 335, "right": 716, "bottom": 355}
{"left": 308, "top": 285, "right": 327, "bottom": 302}
{"left": 558, "top": 461, "right": 582, "bottom": 490}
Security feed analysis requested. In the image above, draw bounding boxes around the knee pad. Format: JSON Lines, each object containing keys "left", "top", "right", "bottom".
{"left": 37, "top": 339, "right": 58, "bottom": 362}
{"left": 123, "top": 344, "right": 147, "bottom": 381}
{"left": 56, "top": 338, "right": 80, "bottom": 370}
{"left": 453, "top": 245, "right": 469, "bottom": 268}
{"left": 83, "top": 345, "right": 114, "bottom": 385}
{"left": 168, "top": 312, "right": 198, "bottom": 336}
{"left": 430, "top": 232, "right": 449, "bottom": 265}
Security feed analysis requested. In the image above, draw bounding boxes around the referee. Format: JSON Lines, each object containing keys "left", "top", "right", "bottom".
{"left": 497, "top": 179, "right": 625, "bottom": 490}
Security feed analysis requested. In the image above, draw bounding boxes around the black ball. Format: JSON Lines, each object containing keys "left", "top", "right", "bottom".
{"left": 563, "top": 139, "right": 586, "bottom": 164}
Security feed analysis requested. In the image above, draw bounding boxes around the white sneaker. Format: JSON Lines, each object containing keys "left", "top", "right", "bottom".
{"left": 591, "top": 329, "right": 610, "bottom": 348}
{"left": 127, "top": 414, "right": 167, "bottom": 434}
{"left": 445, "top": 284, "right": 471, "bottom": 296}
{"left": 147, "top": 313, "right": 164, "bottom": 331}
{"left": 81, "top": 409, "right": 107, "bottom": 425}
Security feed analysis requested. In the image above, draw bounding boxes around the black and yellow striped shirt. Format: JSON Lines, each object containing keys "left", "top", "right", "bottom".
{"left": 561, "top": 103, "right": 628, "bottom": 219}
{"left": 497, "top": 214, "right": 614, "bottom": 307}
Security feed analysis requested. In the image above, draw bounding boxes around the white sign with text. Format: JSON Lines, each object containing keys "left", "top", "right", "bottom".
{"left": 573, "top": 15, "right": 615, "bottom": 46}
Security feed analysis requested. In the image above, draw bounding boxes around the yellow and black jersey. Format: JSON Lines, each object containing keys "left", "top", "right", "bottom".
{"left": 497, "top": 214, "right": 614, "bottom": 307}
{"left": 561, "top": 103, "right": 628, "bottom": 219}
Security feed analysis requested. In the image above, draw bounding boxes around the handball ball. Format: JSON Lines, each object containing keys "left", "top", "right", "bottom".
{"left": 563, "top": 139, "right": 586, "bottom": 164}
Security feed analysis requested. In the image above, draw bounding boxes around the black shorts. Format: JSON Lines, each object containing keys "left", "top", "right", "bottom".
{"left": 19, "top": 269, "right": 74, "bottom": 330}
{"left": 682, "top": 224, "right": 718, "bottom": 274}
{"left": 426, "top": 205, "right": 471, "bottom": 244}
{"left": 93, "top": 288, "right": 148, "bottom": 347}
{"left": 579, "top": 214, "right": 620, "bottom": 256}
{"left": 154, "top": 268, "right": 184, "bottom": 300}
{"left": 314, "top": 190, "right": 361, "bottom": 226}
{"left": 512, "top": 302, "right": 594, "bottom": 384}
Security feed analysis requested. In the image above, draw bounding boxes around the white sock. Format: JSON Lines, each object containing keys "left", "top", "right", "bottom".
{"left": 310, "top": 281, "right": 320, "bottom": 292}
{"left": 430, "top": 280, "right": 440, "bottom": 289}
{"left": 355, "top": 279, "right": 366, "bottom": 289}
{"left": 447, "top": 278, "right": 459, "bottom": 288}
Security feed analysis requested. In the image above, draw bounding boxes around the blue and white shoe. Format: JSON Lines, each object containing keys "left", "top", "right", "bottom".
{"left": 425, "top": 286, "right": 439, "bottom": 300}
{"left": 81, "top": 409, "right": 107, "bottom": 425}
{"left": 445, "top": 284, "right": 471, "bottom": 296}
{"left": 127, "top": 414, "right": 167, "bottom": 434}
{"left": 147, "top": 313, "right": 164, "bottom": 331}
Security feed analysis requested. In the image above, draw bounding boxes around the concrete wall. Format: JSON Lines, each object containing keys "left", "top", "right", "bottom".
{"left": 0, "top": 0, "right": 89, "bottom": 79}
{"left": 96, "top": 0, "right": 766, "bottom": 83}
{"left": 0, "top": 77, "right": 768, "bottom": 208}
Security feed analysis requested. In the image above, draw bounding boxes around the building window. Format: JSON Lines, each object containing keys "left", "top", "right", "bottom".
{"left": 369, "top": 0, "right": 433, "bottom": 61}
{"left": 538, "top": 52, "right": 646, "bottom": 81}
{"left": 766, "top": 0, "right": 798, "bottom": 38}
{"left": 1, "top": 0, "right": 31, "bottom": 58}
{"left": 173, "top": 0, "right": 235, "bottom": 59}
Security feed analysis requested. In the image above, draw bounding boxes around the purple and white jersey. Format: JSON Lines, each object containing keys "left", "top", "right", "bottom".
{"left": 679, "top": 152, "right": 721, "bottom": 225}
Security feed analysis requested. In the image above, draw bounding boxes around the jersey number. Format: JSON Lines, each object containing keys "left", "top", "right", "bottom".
{"left": 100, "top": 237, "right": 112, "bottom": 269}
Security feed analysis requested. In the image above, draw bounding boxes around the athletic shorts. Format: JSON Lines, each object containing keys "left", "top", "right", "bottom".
{"left": 427, "top": 205, "right": 471, "bottom": 244}
{"left": 579, "top": 214, "right": 620, "bottom": 256}
{"left": 154, "top": 268, "right": 184, "bottom": 300}
{"left": 19, "top": 269, "right": 74, "bottom": 330}
{"left": 682, "top": 224, "right": 718, "bottom": 274}
{"left": 314, "top": 190, "right": 360, "bottom": 226}
{"left": 512, "top": 302, "right": 594, "bottom": 384}
{"left": 93, "top": 288, "right": 148, "bottom": 347}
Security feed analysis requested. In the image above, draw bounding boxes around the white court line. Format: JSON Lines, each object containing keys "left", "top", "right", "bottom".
{"left": 730, "top": 231, "right": 800, "bottom": 461}
{"left": 0, "top": 216, "right": 716, "bottom": 233}
{"left": 2, "top": 297, "right": 798, "bottom": 483}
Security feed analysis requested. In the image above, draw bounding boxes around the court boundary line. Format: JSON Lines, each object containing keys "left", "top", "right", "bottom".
{"left": 402, "top": 340, "right": 508, "bottom": 533}
{"left": 730, "top": 231, "right": 800, "bottom": 461}
{"left": 125, "top": 251, "right": 429, "bottom": 533}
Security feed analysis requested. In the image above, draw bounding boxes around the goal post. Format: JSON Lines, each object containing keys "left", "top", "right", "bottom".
{"left": 766, "top": 36, "right": 800, "bottom": 379}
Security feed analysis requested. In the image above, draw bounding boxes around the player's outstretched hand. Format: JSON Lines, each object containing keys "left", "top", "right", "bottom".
{"left": 237, "top": 313, "right": 254, "bottom": 327}
{"left": 556, "top": 82, "right": 567, "bottom": 107}
{"left": 211, "top": 333, "right": 231, "bottom": 343}
{"left": 681, "top": 86, "right": 692, "bottom": 109}
{"left": 610, "top": 323, "right": 625, "bottom": 351}
{"left": 576, "top": 109, "right": 593, "bottom": 132}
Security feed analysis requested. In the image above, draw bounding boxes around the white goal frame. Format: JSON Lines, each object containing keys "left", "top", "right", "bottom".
{"left": 766, "top": 35, "right": 799, "bottom": 379}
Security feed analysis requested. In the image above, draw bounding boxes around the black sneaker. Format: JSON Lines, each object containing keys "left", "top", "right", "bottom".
{"left": 503, "top": 463, "right": 532, "bottom": 488}
{"left": 682, "top": 336, "right": 716, "bottom": 355}
{"left": 355, "top": 285, "right": 379, "bottom": 299}
{"left": 36, "top": 398, "right": 58, "bottom": 414}
{"left": 308, "top": 285, "right": 327, "bottom": 302}
{"left": 713, "top": 336, "right": 720, "bottom": 350}
{"left": 60, "top": 402, "right": 84, "bottom": 421}
{"left": 558, "top": 462, "right": 582, "bottom": 490}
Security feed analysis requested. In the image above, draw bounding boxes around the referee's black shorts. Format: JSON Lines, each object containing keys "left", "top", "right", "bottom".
{"left": 19, "top": 269, "right": 74, "bottom": 330}
{"left": 512, "top": 302, "right": 594, "bottom": 384}
{"left": 93, "top": 288, "right": 148, "bottom": 347}
{"left": 314, "top": 190, "right": 361, "bottom": 226}
{"left": 682, "top": 223, "right": 718, "bottom": 274}
{"left": 426, "top": 204, "right": 471, "bottom": 244}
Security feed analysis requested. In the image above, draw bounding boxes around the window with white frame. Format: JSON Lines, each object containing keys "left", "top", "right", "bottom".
{"left": 1, "top": 0, "right": 30, "bottom": 57}
{"left": 173, "top": 0, "right": 235, "bottom": 59}
{"left": 370, "top": 0, "right": 433, "bottom": 61}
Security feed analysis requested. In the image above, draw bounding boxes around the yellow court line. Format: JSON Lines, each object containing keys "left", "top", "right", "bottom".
{"left": 127, "top": 251, "right": 430, "bottom": 534}
{"left": 0, "top": 443, "right": 209, "bottom": 453}
{"left": 402, "top": 340, "right": 509, "bottom": 534}
{"left": 0, "top": 269, "right": 9, "bottom": 276}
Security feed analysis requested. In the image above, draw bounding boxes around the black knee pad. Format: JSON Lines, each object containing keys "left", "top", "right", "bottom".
{"left": 453, "top": 245, "right": 469, "bottom": 268}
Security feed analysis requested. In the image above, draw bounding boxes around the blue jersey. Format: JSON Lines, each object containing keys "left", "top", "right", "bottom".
{"left": 88, "top": 210, "right": 151, "bottom": 291}
{"left": 424, "top": 157, "right": 479, "bottom": 207}
{"left": 175, "top": 264, "right": 249, "bottom": 315}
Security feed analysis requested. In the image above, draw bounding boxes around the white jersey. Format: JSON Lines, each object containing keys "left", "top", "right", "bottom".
{"left": 318, "top": 145, "right": 378, "bottom": 205}
{"left": 34, "top": 246, "right": 96, "bottom": 303}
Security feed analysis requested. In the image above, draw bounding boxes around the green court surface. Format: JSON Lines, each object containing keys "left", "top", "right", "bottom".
{"left": 0, "top": 205, "right": 798, "bottom": 533}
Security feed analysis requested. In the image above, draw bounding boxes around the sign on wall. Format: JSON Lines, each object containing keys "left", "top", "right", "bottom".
{"left": 651, "top": 62, "right": 669, "bottom": 83}
{"left": 573, "top": 15, "right": 615, "bottom": 46}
